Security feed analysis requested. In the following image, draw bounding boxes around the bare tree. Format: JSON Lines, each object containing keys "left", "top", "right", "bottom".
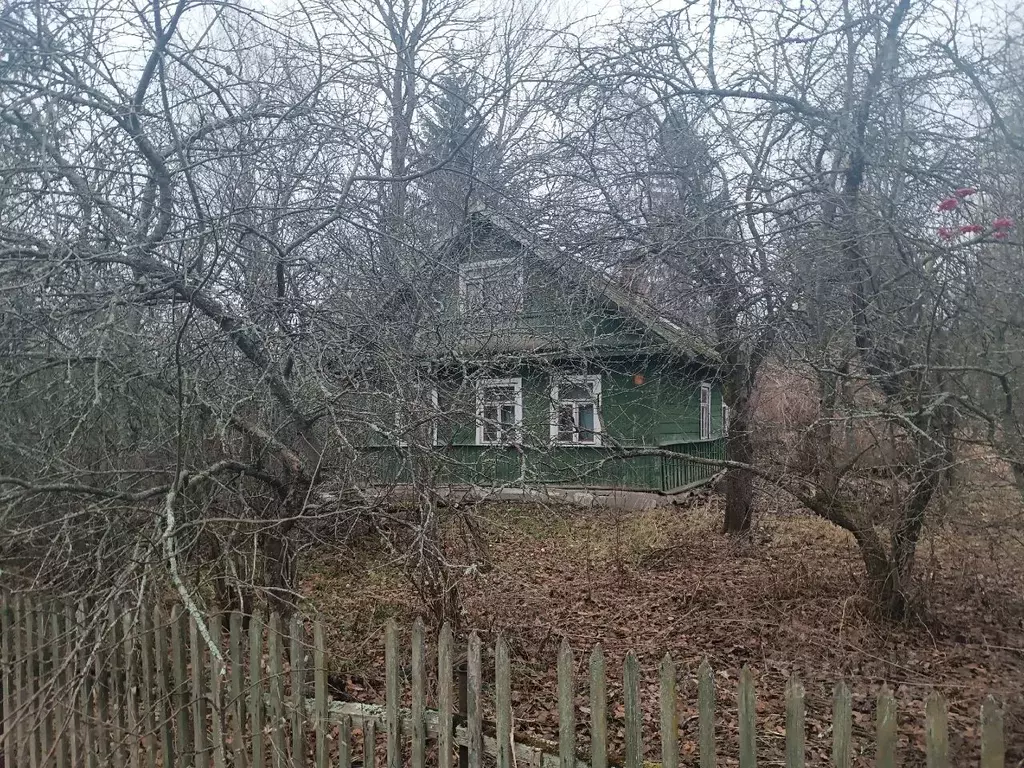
{"left": 536, "top": 0, "right": 1024, "bottom": 615}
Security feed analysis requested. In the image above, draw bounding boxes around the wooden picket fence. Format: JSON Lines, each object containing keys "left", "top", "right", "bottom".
{"left": 0, "top": 596, "right": 1011, "bottom": 768}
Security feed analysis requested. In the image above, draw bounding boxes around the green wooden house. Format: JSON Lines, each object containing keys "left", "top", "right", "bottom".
{"left": 359, "top": 208, "right": 727, "bottom": 494}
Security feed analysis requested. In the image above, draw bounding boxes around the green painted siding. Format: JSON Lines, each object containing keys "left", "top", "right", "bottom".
{"left": 355, "top": 439, "right": 724, "bottom": 493}
{"left": 357, "top": 361, "right": 725, "bottom": 492}
{"left": 433, "top": 360, "right": 722, "bottom": 446}
{"left": 434, "top": 221, "right": 662, "bottom": 357}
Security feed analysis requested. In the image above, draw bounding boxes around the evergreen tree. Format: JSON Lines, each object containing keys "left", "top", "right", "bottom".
{"left": 416, "top": 73, "right": 487, "bottom": 236}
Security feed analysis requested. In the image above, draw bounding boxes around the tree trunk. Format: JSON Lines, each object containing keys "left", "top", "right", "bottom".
{"left": 856, "top": 528, "right": 910, "bottom": 620}
{"left": 808, "top": 493, "right": 917, "bottom": 620}
{"left": 722, "top": 380, "right": 755, "bottom": 533}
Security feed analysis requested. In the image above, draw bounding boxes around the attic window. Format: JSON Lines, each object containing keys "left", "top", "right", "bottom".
{"left": 550, "top": 375, "right": 602, "bottom": 446}
{"left": 459, "top": 258, "right": 523, "bottom": 315}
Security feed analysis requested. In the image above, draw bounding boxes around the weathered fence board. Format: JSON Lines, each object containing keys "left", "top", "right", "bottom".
{"left": 0, "top": 598, "right": 1012, "bottom": 768}
{"left": 558, "top": 639, "right": 575, "bottom": 768}
{"left": 269, "top": 612, "right": 287, "bottom": 768}
{"left": 249, "top": 611, "right": 265, "bottom": 768}
{"left": 589, "top": 646, "right": 607, "bottom": 768}
{"left": 785, "top": 675, "right": 804, "bottom": 768}
{"left": 697, "top": 659, "right": 715, "bottom": 768}
{"left": 623, "top": 651, "right": 641, "bottom": 768}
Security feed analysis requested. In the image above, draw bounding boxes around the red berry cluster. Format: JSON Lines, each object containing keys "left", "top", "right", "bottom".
{"left": 935, "top": 188, "right": 1014, "bottom": 241}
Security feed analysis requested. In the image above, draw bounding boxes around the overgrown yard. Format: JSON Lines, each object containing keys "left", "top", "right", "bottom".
{"left": 302, "top": 496, "right": 1024, "bottom": 767}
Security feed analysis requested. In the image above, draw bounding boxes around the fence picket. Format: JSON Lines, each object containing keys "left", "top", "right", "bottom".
{"left": 623, "top": 651, "right": 641, "bottom": 768}
{"left": 170, "top": 607, "right": 190, "bottom": 768}
{"left": 14, "top": 598, "right": 27, "bottom": 768}
{"left": 495, "top": 633, "right": 512, "bottom": 768}
{"left": 980, "top": 696, "right": 1004, "bottom": 768}
{"left": 832, "top": 681, "right": 851, "bottom": 768}
{"left": 229, "top": 612, "right": 247, "bottom": 768}
{"left": 10, "top": 598, "right": 22, "bottom": 768}
{"left": 468, "top": 631, "right": 483, "bottom": 768}
{"left": 268, "top": 613, "right": 286, "bottom": 768}
{"left": 26, "top": 603, "right": 41, "bottom": 768}
{"left": 411, "top": 618, "right": 427, "bottom": 768}
{"left": 139, "top": 608, "right": 156, "bottom": 768}
{"left": 123, "top": 612, "right": 140, "bottom": 768}
{"left": 660, "top": 654, "right": 678, "bottom": 768}
{"left": 153, "top": 606, "right": 175, "bottom": 768}
{"left": 248, "top": 612, "right": 265, "bottom": 768}
{"left": 35, "top": 608, "right": 52, "bottom": 767}
{"left": 876, "top": 686, "right": 896, "bottom": 768}
{"left": 315, "top": 620, "right": 329, "bottom": 768}
{"left": 925, "top": 691, "right": 949, "bottom": 768}
{"left": 0, "top": 597, "right": 10, "bottom": 766}
{"left": 385, "top": 619, "right": 400, "bottom": 768}
{"left": 65, "top": 605, "right": 83, "bottom": 768}
{"left": 109, "top": 607, "right": 126, "bottom": 768}
{"left": 697, "top": 659, "right": 715, "bottom": 768}
{"left": 1, "top": 597, "right": 13, "bottom": 766}
{"left": 438, "top": 622, "right": 454, "bottom": 768}
{"left": 211, "top": 614, "right": 228, "bottom": 768}
{"left": 93, "top": 612, "right": 110, "bottom": 768}
{"left": 289, "top": 615, "right": 305, "bottom": 768}
{"left": 191, "top": 616, "right": 211, "bottom": 768}
{"left": 589, "top": 645, "right": 607, "bottom": 768}
{"left": 338, "top": 715, "right": 352, "bottom": 768}
{"left": 785, "top": 675, "right": 803, "bottom": 768}
{"left": 50, "top": 610, "right": 68, "bottom": 768}
{"left": 557, "top": 638, "right": 575, "bottom": 768}
{"left": 78, "top": 602, "right": 96, "bottom": 768}
{"left": 738, "top": 666, "right": 756, "bottom": 768}
{"left": 364, "top": 717, "right": 376, "bottom": 768}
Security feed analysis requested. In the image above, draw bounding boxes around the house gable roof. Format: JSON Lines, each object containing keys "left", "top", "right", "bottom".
{"left": 463, "top": 207, "right": 719, "bottom": 363}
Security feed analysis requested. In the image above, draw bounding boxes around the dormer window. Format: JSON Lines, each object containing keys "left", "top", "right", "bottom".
{"left": 459, "top": 257, "right": 523, "bottom": 315}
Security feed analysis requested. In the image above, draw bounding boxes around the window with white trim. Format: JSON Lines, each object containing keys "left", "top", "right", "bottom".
{"left": 476, "top": 378, "right": 522, "bottom": 445}
{"left": 550, "top": 375, "right": 602, "bottom": 446}
{"left": 699, "top": 382, "right": 712, "bottom": 440}
{"left": 459, "top": 258, "right": 523, "bottom": 315}
{"left": 395, "top": 389, "right": 439, "bottom": 447}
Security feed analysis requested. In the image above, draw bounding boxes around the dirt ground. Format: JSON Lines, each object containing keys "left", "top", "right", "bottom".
{"left": 301, "top": 495, "right": 1024, "bottom": 767}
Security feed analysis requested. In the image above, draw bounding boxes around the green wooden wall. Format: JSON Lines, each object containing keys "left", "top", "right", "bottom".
{"left": 353, "top": 359, "right": 725, "bottom": 493}
{"left": 433, "top": 219, "right": 666, "bottom": 357}
{"left": 431, "top": 359, "right": 723, "bottom": 448}
{"left": 354, "top": 439, "right": 725, "bottom": 493}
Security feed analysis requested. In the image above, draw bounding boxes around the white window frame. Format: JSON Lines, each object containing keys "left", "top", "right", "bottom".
{"left": 475, "top": 377, "right": 523, "bottom": 445}
{"left": 699, "top": 382, "right": 713, "bottom": 440}
{"left": 458, "top": 257, "right": 524, "bottom": 315}
{"left": 396, "top": 388, "right": 439, "bottom": 447}
{"left": 549, "top": 374, "right": 602, "bottom": 447}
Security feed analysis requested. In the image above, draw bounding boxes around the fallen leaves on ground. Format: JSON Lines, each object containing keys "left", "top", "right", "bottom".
{"left": 302, "top": 498, "right": 1024, "bottom": 767}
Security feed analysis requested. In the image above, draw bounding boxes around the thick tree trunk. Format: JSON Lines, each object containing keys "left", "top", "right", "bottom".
{"left": 807, "top": 492, "right": 922, "bottom": 620}
{"left": 722, "top": 440, "right": 754, "bottom": 532}
{"left": 857, "top": 529, "right": 910, "bottom": 620}
{"left": 722, "top": 379, "right": 755, "bottom": 534}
